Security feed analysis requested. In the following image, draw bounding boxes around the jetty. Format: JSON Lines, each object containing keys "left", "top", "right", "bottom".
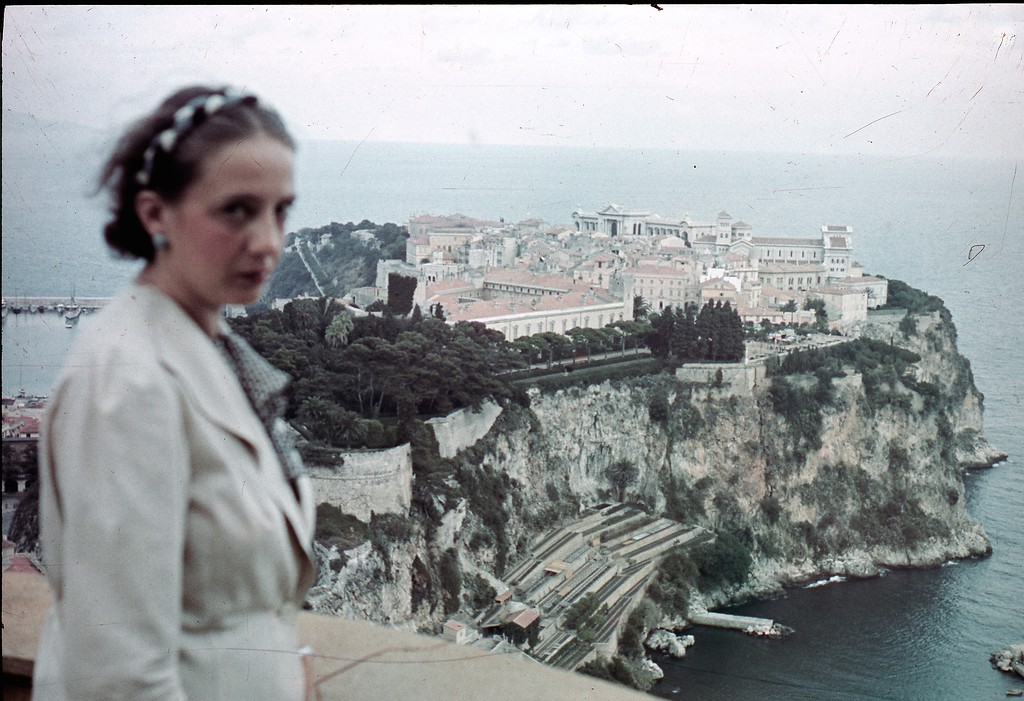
{"left": 690, "top": 611, "right": 792, "bottom": 637}
{"left": 3, "top": 296, "right": 111, "bottom": 314}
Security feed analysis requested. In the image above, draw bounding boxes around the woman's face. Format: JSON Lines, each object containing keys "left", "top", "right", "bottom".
{"left": 138, "top": 134, "right": 295, "bottom": 332}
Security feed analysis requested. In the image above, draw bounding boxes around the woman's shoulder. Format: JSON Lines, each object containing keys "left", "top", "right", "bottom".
{"left": 61, "top": 283, "right": 209, "bottom": 383}
{"left": 69, "top": 286, "right": 161, "bottom": 357}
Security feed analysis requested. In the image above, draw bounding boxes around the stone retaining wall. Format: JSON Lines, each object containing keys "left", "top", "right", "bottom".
{"left": 304, "top": 402, "right": 502, "bottom": 522}
{"left": 425, "top": 400, "right": 503, "bottom": 458}
{"left": 674, "top": 361, "right": 767, "bottom": 394}
{"left": 307, "top": 443, "right": 412, "bottom": 523}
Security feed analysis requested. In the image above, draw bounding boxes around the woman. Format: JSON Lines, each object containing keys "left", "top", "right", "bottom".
{"left": 34, "top": 86, "right": 316, "bottom": 700}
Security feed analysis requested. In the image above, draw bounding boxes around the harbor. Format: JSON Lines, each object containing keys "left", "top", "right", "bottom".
{"left": 2, "top": 297, "right": 110, "bottom": 329}
{"left": 2, "top": 296, "right": 110, "bottom": 316}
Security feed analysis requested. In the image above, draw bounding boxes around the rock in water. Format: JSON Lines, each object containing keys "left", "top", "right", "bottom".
{"left": 646, "top": 629, "right": 696, "bottom": 658}
{"left": 990, "top": 644, "right": 1024, "bottom": 679}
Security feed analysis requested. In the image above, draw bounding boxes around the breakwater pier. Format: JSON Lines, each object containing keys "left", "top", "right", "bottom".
{"left": 689, "top": 611, "right": 793, "bottom": 637}
{"left": 3, "top": 297, "right": 111, "bottom": 328}
{"left": 3, "top": 297, "right": 112, "bottom": 314}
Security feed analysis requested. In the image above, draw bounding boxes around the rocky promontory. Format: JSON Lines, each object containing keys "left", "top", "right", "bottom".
{"left": 991, "top": 644, "right": 1024, "bottom": 679}
{"left": 305, "top": 291, "right": 1004, "bottom": 691}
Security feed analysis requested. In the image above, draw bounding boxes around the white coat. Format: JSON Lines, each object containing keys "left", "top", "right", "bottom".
{"left": 33, "top": 283, "right": 316, "bottom": 701}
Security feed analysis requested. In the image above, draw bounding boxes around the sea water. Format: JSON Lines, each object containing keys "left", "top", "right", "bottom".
{"left": 3, "top": 135, "right": 1022, "bottom": 699}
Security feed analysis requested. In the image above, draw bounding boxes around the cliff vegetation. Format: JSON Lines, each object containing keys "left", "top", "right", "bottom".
{"left": 298, "top": 280, "right": 1004, "bottom": 689}
{"left": 8, "top": 279, "right": 1004, "bottom": 692}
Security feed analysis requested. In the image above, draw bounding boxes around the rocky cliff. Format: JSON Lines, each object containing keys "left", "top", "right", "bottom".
{"left": 307, "top": 306, "right": 1005, "bottom": 632}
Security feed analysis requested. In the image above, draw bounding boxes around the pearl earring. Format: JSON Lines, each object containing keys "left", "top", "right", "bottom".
{"left": 153, "top": 233, "right": 169, "bottom": 251}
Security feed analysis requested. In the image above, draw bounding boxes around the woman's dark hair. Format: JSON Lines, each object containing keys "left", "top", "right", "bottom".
{"left": 98, "top": 85, "right": 295, "bottom": 261}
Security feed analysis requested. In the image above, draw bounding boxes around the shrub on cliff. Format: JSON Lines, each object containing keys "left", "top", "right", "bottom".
{"left": 456, "top": 462, "right": 513, "bottom": 573}
{"left": 768, "top": 377, "right": 827, "bottom": 453}
{"left": 648, "top": 388, "right": 670, "bottom": 423}
{"left": 647, "top": 547, "right": 697, "bottom": 617}
{"left": 618, "top": 599, "right": 659, "bottom": 659}
{"left": 314, "top": 502, "right": 369, "bottom": 551}
{"left": 578, "top": 655, "right": 655, "bottom": 692}
{"left": 465, "top": 573, "right": 497, "bottom": 612}
{"left": 882, "top": 278, "right": 950, "bottom": 321}
{"left": 899, "top": 312, "right": 918, "bottom": 336}
{"left": 671, "top": 392, "right": 705, "bottom": 441}
{"left": 369, "top": 512, "right": 416, "bottom": 578}
{"left": 437, "top": 548, "right": 462, "bottom": 614}
{"left": 660, "top": 470, "right": 707, "bottom": 524}
{"left": 693, "top": 529, "right": 753, "bottom": 591}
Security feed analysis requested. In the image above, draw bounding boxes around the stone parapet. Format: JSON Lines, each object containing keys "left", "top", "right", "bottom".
{"left": 1, "top": 570, "right": 652, "bottom": 700}
{"left": 675, "top": 361, "right": 766, "bottom": 394}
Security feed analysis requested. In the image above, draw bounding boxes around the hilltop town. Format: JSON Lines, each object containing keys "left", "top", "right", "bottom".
{"left": 317, "top": 204, "right": 888, "bottom": 340}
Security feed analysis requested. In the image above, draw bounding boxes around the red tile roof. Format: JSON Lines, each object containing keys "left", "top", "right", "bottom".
{"left": 510, "top": 609, "right": 539, "bottom": 629}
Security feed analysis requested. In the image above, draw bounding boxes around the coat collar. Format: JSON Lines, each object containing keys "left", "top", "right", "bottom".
{"left": 126, "top": 284, "right": 268, "bottom": 449}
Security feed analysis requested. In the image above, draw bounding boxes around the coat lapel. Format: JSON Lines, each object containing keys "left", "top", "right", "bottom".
{"left": 136, "top": 286, "right": 314, "bottom": 567}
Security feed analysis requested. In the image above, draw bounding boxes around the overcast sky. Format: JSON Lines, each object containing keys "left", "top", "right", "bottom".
{"left": 3, "top": 4, "right": 1022, "bottom": 159}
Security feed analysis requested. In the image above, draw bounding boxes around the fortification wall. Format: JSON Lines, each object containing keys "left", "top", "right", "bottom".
{"left": 674, "top": 361, "right": 766, "bottom": 394}
{"left": 308, "top": 443, "right": 412, "bottom": 523}
{"left": 426, "top": 400, "right": 503, "bottom": 458}
{"left": 305, "top": 401, "right": 500, "bottom": 522}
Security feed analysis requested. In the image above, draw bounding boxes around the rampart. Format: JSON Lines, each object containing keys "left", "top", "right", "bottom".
{"left": 304, "top": 402, "right": 502, "bottom": 522}
{"left": 675, "top": 361, "right": 767, "bottom": 394}
{"left": 307, "top": 443, "right": 412, "bottom": 523}
{"left": 425, "top": 400, "right": 503, "bottom": 458}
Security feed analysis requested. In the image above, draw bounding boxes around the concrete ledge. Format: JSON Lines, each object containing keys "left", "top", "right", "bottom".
{"left": 2, "top": 571, "right": 53, "bottom": 679}
{"left": 3, "top": 570, "right": 649, "bottom": 700}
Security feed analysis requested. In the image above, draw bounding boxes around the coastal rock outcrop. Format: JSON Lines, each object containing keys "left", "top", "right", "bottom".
{"left": 308, "top": 305, "right": 1003, "bottom": 639}
{"left": 646, "top": 629, "right": 695, "bottom": 658}
{"left": 991, "top": 644, "right": 1024, "bottom": 679}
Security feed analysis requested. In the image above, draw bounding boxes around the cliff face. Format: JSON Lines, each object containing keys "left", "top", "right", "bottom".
{"left": 308, "top": 309, "right": 1004, "bottom": 628}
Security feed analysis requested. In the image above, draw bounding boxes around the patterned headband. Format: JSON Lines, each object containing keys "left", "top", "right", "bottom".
{"left": 135, "top": 89, "right": 256, "bottom": 187}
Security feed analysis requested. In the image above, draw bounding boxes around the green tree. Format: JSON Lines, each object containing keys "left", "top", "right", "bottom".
{"left": 327, "top": 408, "right": 369, "bottom": 449}
{"left": 387, "top": 273, "right": 417, "bottom": 315}
{"left": 648, "top": 547, "right": 696, "bottom": 617}
{"left": 564, "top": 592, "right": 602, "bottom": 629}
{"left": 694, "top": 529, "right": 753, "bottom": 591}
{"left": 633, "top": 295, "right": 650, "bottom": 321}
{"left": 298, "top": 397, "right": 334, "bottom": 437}
{"left": 717, "top": 301, "right": 745, "bottom": 361}
{"left": 438, "top": 548, "right": 462, "bottom": 614}
{"left": 608, "top": 319, "right": 649, "bottom": 355}
{"left": 336, "top": 337, "right": 407, "bottom": 417}
{"left": 694, "top": 301, "right": 718, "bottom": 359}
{"left": 282, "top": 297, "right": 327, "bottom": 344}
{"left": 325, "top": 308, "right": 354, "bottom": 349}
{"left": 606, "top": 459, "right": 639, "bottom": 501}
{"left": 647, "top": 310, "right": 674, "bottom": 358}
{"left": 671, "top": 304, "right": 697, "bottom": 360}
{"left": 804, "top": 297, "right": 827, "bottom": 318}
